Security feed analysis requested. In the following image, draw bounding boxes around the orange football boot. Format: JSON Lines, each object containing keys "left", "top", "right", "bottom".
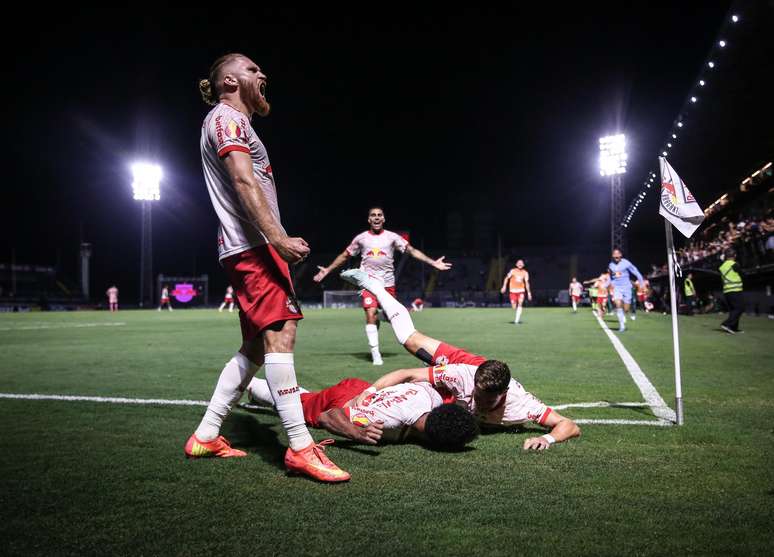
{"left": 184, "top": 434, "right": 247, "bottom": 458}
{"left": 284, "top": 439, "right": 351, "bottom": 482}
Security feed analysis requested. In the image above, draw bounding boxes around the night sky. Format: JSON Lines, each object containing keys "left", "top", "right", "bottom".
{"left": 4, "top": 3, "right": 772, "bottom": 301}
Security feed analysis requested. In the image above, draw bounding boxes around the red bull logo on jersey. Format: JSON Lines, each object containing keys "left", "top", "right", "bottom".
{"left": 351, "top": 413, "right": 371, "bottom": 428}
{"left": 225, "top": 120, "right": 242, "bottom": 139}
{"left": 365, "top": 247, "right": 387, "bottom": 258}
{"left": 172, "top": 283, "right": 198, "bottom": 303}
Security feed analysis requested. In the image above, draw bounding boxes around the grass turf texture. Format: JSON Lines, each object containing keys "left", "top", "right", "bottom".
{"left": 1, "top": 308, "right": 772, "bottom": 556}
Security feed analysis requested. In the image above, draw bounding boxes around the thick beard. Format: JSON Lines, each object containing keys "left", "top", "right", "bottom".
{"left": 239, "top": 78, "right": 271, "bottom": 117}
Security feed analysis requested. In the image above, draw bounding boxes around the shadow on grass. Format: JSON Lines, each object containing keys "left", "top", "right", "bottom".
{"left": 221, "top": 413, "right": 285, "bottom": 470}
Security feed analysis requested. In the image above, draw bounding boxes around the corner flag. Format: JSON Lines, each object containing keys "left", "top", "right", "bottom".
{"left": 659, "top": 157, "right": 705, "bottom": 238}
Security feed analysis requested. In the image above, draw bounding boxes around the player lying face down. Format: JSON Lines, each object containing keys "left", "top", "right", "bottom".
{"left": 340, "top": 269, "right": 581, "bottom": 451}
{"left": 246, "top": 377, "right": 479, "bottom": 451}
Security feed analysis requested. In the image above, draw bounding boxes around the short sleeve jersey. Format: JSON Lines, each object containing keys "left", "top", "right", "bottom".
{"left": 201, "top": 103, "right": 284, "bottom": 260}
{"left": 507, "top": 269, "right": 529, "bottom": 293}
{"left": 345, "top": 230, "right": 408, "bottom": 288}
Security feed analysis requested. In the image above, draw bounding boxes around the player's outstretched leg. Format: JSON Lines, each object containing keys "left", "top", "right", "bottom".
{"left": 185, "top": 352, "right": 260, "bottom": 458}
{"left": 341, "top": 270, "right": 416, "bottom": 345}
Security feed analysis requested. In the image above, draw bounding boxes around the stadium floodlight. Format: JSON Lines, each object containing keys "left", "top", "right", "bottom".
{"left": 599, "top": 133, "right": 627, "bottom": 251}
{"left": 677, "top": 122, "right": 684, "bottom": 128}
{"left": 699, "top": 80, "right": 705, "bottom": 86}
{"left": 131, "top": 162, "right": 163, "bottom": 308}
{"left": 131, "top": 163, "right": 162, "bottom": 201}
{"left": 707, "top": 61, "right": 715, "bottom": 68}
{"left": 690, "top": 96, "right": 697, "bottom": 103}
{"left": 731, "top": 14, "right": 739, "bottom": 23}
{"left": 598, "top": 134, "right": 627, "bottom": 176}
{"left": 718, "top": 40, "right": 726, "bottom": 48}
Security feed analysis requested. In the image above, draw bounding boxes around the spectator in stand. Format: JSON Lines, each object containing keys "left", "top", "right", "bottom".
{"left": 683, "top": 273, "right": 696, "bottom": 316}
{"left": 719, "top": 249, "right": 745, "bottom": 335}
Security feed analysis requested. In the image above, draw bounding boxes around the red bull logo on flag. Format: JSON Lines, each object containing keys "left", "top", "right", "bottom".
{"left": 659, "top": 157, "right": 705, "bottom": 238}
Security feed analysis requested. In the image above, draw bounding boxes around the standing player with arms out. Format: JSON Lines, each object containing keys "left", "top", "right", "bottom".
{"left": 106, "top": 285, "right": 118, "bottom": 313}
{"left": 340, "top": 269, "right": 581, "bottom": 451}
{"left": 568, "top": 277, "right": 583, "bottom": 313}
{"left": 158, "top": 285, "right": 173, "bottom": 311}
{"left": 500, "top": 259, "right": 532, "bottom": 324}
{"left": 187, "top": 53, "right": 349, "bottom": 482}
{"left": 219, "top": 285, "right": 235, "bottom": 312}
{"left": 313, "top": 207, "right": 452, "bottom": 365}
{"left": 608, "top": 248, "right": 644, "bottom": 332}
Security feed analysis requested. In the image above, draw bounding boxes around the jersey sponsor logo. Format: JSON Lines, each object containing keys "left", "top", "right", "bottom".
{"left": 277, "top": 386, "right": 300, "bottom": 396}
{"left": 365, "top": 247, "right": 387, "bottom": 258}
{"left": 214, "top": 115, "right": 224, "bottom": 145}
{"left": 225, "top": 120, "right": 243, "bottom": 139}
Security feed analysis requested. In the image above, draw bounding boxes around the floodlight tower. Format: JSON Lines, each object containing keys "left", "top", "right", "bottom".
{"left": 131, "top": 163, "right": 162, "bottom": 308}
{"left": 599, "top": 134, "right": 627, "bottom": 252}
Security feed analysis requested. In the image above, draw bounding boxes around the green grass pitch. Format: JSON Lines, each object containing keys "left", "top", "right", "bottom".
{"left": 1, "top": 307, "right": 772, "bottom": 556}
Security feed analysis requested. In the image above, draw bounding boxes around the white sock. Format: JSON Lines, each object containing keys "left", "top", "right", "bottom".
{"left": 364, "top": 284, "right": 415, "bottom": 344}
{"left": 617, "top": 308, "right": 626, "bottom": 328}
{"left": 515, "top": 306, "right": 523, "bottom": 323}
{"left": 195, "top": 353, "right": 259, "bottom": 442}
{"left": 246, "top": 377, "right": 274, "bottom": 406}
{"left": 265, "top": 353, "right": 313, "bottom": 451}
{"left": 572, "top": 300, "right": 577, "bottom": 311}
{"left": 365, "top": 324, "right": 381, "bottom": 355}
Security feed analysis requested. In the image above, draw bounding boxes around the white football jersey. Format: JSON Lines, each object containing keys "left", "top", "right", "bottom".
{"left": 346, "top": 382, "right": 441, "bottom": 431}
{"left": 428, "top": 363, "right": 552, "bottom": 426}
{"left": 346, "top": 230, "right": 408, "bottom": 288}
{"left": 200, "top": 103, "right": 284, "bottom": 260}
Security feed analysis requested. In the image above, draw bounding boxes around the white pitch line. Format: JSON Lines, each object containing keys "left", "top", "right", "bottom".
{"left": 0, "top": 393, "right": 672, "bottom": 427}
{"left": 593, "top": 313, "right": 677, "bottom": 423}
{"left": 552, "top": 401, "right": 650, "bottom": 410}
{"left": 0, "top": 393, "right": 208, "bottom": 406}
{"left": 574, "top": 418, "right": 672, "bottom": 427}
{"left": 0, "top": 322, "right": 126, "bottom": 331}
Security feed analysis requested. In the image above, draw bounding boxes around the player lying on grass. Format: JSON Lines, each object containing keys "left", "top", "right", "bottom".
{"left": 245, "top": 376, "right": 479, "bottom": 450}
{"left": 340, "top": 269, "right": 581, "bottom": 450}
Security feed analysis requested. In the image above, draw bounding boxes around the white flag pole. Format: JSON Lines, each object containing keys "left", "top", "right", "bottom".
{"left": 664, "top": 219, "right": 684, "bottom": 425}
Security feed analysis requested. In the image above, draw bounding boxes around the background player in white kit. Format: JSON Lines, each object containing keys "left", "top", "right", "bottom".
{"left": 158, "top": 285, "right": 173, "bottom": 311}
{"left": 106, "top": 285, "right": 118, "bottom": 312}
{"left": 313, "top": 207, "right": 452, "bottom": 365}
{"left": 568, "top": 277, "right": 583, "bottom": 313}
{"left": 186, "top": 53, "right": 348, "bottom": 482}
{"left": 219, "top": 285, "right": 235, "bottom": 312}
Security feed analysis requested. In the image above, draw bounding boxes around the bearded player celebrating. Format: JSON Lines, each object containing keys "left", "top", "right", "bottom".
{"left": 313, "top": 207, "right": 452, "bottom": 365}
{"left": 186, "top": 53, "right": 349, "bottom": 482}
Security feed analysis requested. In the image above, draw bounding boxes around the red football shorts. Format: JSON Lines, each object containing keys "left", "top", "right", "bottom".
{"left": 571, "top": 295, "right": 581, "bottom": 303}
{"left": 362, "top": 286, "right": 396, "bottom": 309}
{"left": 222, "top": 245, "right": 303, "bottom": 340}
{"left": 300, "top": 378, "right": 372, "bottom": 428}
{"left": 509, "top": 291, "right": 525, "bottom": 305}
{"left": 637, "top": 293, "right": 646, "bottom": 302}
{"left": 431, "top": 342, "right": 487, "bottom": 367}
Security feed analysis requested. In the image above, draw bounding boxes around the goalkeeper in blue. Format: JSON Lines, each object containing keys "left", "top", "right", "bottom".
{"left": 608, "top": 248, "right": 644, "bottom": 332}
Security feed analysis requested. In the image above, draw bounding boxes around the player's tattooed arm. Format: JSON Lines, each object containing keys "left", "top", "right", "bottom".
{"left": 357, "top": 368, "right": 430, "bottom": 403}
{"left": 405, "top": 246, "right": 452, "bottom": 271}
{"left": 223, "top": 151, "right": 310, "bottom": 264}
{"left": 317, "top": 408, "right": 384, "bottom": 445}
{"left": 313, "top": 250, "right": 350, "bottom": 283}
{"left": 522, "top": 410, "right": 581, "bottom": 451}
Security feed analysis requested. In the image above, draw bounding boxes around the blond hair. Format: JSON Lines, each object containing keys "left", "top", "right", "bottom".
{"left": 199, "top": 53, "right": 247, "bottom": 106}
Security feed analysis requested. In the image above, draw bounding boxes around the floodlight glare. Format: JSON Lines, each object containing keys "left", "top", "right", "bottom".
{"left": 719, "top": 40, "right": 726, "bottom": 47}
{"left": 598, "top": 134, "right": 627, "bottom": 176}
{"left": 731, "top": 14, "right": 739, "bottom": 23}
{"left": 690, "top": 96, "right": 697, "bottom": 103}
{"left": 662, "top": 151, "right": 668, "bottom": 156}
{"left": 699, "top": 80, "right": 705, "bottom": 86}
{"left": 677, "top": 122, "right": 684, "bottom": 128}
{"left": 708, "top": 61, "right": 715, "bottom": 68}
{"left": 131, "top": 163, "right": 162, "bottom": 201}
